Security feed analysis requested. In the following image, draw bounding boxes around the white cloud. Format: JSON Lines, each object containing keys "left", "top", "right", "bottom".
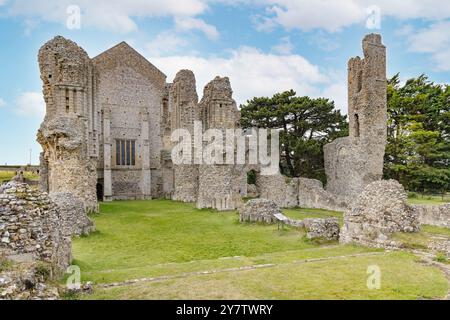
{"left": 403, "top": 21, "right": 450, "bottom": 71}
{"left": 175, "top": 17, "right": 220, "bottom": 40}
{"left": 271, "top": 36, "right": 293, "bottom": 55}
{"left": 255, "top": 0, "right": 450, "bottom": 32}
{"left": 14, "top": 92, "right": 45, "bottom": 119}
{"left": 5, "top": 0, "right": 208, "bottom": 33}
{"left": 146, "top": 32, "right": 189, "bottom": 56}
{"left": 149, "top": 47, "right": 340, "bottom": 107}
{"left": 0, "top": 98, "right": 5, "bottom": 107}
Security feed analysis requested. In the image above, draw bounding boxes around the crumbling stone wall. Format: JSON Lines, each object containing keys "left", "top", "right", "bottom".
{"left": 413, "top": 204, "right": 450, "bottom": 228}
{"left": 256, "top": 174, "right": 298, "bottom": 208}
{"left": 256, "top": 174, "right": 346, "bottom": 211}
{"left": 171, "top": 70, "right": 201, "bottom": 203}
{"left": 0, "top": 181, "right": 71, "bottom": 278}
{"left": 49, "top": 193, "right": 95, "bottom": 236}
{"left": 340, "top": 180, "right": 420, "bottom": 248}
{"left": 37, "top": 36, "right": 98, "bottom": 212}
{"left": 298, "top": 178, "right": 347, "bottom": 211}
{"left": 324, "top": 34, "right": 387, "bottom": 204}
{"left": 239, "top": 199, "right": 282, "bottom": 223}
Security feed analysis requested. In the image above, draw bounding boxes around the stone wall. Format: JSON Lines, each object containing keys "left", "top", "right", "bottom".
{"left": 49, "top": 192, "right": 95, "bottom": 236}
{"left": 37, "top": 36, "right": 98, "bottom": 212}
{"left": 256, "top": 174, "right": 346, "bottom": 211}
{"left": 0, "top": 182, "right": 71, "bottom": 278}
{"left": 324, "top": 34, "right": 387, "bottom": 203}
{"left": 340, "top": 180, "right": 420, "bottom": 248}
{"left": 256, "top": 174, "right": 298, "bottom": 208}
{"left": 413, "top": 204, "right": 450, "bottom": 228}
{"left": 239, "top": 199, "right": 281, "bottom": 224}
{"left": 298, "top": 178, "right": 347, "bottom": 211}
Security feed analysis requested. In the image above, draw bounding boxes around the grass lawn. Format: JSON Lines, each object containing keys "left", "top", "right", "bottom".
{"left": 71, "top": 200, "right": 449, "bottom": 300}
{"left": 407, "top": 195, "right": 450, "bottom": 206}
{"left": 0, "top": 171, "right": 39, "bottom": 184}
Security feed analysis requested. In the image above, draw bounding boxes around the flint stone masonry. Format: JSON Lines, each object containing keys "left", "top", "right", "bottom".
{"left": 239, "top": 199, "right": 282, "bottom": 223}
{"left": 256, "top": 174, "right": 346, "bottom": 211}
{"left": 38, "top": 37, "right": 247, "bottom": 211}
{"left": 412, "top": 204, "right": 450, "bottom": 228}
{"left": 303, "top": 218, "right": 340, "bottom": 241}
{"left": 49, "top": 193, "right": 95, "bottom": 236}
{"left": 256, "top": 174, "right": 299, "bottom": 208}
{"left": 0, "top": 181, "right": 71, "bottom": 278}
{"left": 324, "top": 34, "right": 387, "bottom": 204}
{"left": 340, "top": 180, "right": 420, "bottom": 248}
{"left": 247, "top": 184, "right": 259, "bottom": 198}
{"left": 298, "top": 178, "right": 347, "bottom": 212}
{"left": 0, "top": 262, "right": 60, "bottom": 300}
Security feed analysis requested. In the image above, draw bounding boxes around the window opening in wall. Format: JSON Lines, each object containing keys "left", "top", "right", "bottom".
{"left": 354, "top": 114, "right": 360, "bottom": 138}
{"left": 116, "top": 139, "right": 136, "bottom": 166}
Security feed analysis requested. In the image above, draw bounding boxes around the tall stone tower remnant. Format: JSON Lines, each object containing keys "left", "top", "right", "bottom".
{"left": 37, "top": 36, "right": 98, "bottom": 212}
{"left": 324, "top": 34, "right": 387, "bottom": 203}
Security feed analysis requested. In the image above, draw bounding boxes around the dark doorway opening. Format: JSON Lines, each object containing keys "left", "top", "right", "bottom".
{"left": 96, "top": 183, "right": 104, "bottom": 201}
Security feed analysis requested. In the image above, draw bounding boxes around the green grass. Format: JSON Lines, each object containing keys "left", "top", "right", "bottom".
{"left": 0, "top": 171, "right": 39, "bottom": 184}
{"left": 71, "top": 200, "right": 449, "bottom": 300}
{"left": 392, "top": 225, "right": 450, "bottom": 250}
{"left": 85, "top": 251, "right": 448, "bottom": 300}
{"left": 407, "top": 195, "right": 449, "bottom": 206}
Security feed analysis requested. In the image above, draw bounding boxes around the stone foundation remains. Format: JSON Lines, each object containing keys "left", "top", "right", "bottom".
{"left": 340, "top": 180, "right": 420, "bottom": 248}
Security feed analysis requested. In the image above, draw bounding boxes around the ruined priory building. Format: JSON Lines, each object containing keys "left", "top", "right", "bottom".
{"left": 37, "top": 36, "right": 243, "bottom": 211}
{"left": 324, "top": 34, "right": 387, "bottom": 203}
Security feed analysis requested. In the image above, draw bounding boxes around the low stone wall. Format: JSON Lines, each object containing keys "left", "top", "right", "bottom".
{"left": 298, "top": 178, "right": 347, "bottom": 211}
{"left": 0, "top": 181, "right": 71, "bottom": 278}
{"left": 239, "top": 199, "right": 281, "bottom": 223}
{"left": 302, "top": 218, "right": 340, "bottom": 241}
{"left": 412, "top": 204, "right": 449, "bottom": 228}
{"left": 256, "top": 173, "right": 347, "bottom": 211}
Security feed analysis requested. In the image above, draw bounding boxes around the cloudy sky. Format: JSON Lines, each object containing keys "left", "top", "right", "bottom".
{"left": 0, "top": 0, "right": 449, "bottom": 164}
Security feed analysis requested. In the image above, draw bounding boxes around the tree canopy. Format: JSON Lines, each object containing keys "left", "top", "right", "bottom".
{"left": 240, "top": 75, "right": 450, "bottom": 194}
{"left": 384, "top": 74, "right": 450, "bottom": 194}
{"left": 240, "top": 90, "right": 348, "bottom": 182}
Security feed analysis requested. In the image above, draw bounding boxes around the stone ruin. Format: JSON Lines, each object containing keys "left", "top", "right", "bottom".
{"left": 257, "top": 174, "right": 347, "bottom": 211}
{"left": 0, "top": 179, "right": 96, "bottom": 299}
{"left": 37, "top": 37, "right": 246, "bottom": 212}
{"left": 0, "top": 181, "right": 72, "bottom": 277}
{"left": 340, "top": 180, "right": 420, "bottom": 248}
{"left": 252, "top": 34, "right": 388, "bottom": 213}
{"left": 239, "top": 199, "right": 340, "bottom": 241}
{"left": 324, "top": 34, "right": 387, "bottom": 205}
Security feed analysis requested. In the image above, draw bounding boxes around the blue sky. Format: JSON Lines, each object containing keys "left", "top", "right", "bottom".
{"left": 0, "top": 0, "right": 449, "bottom": 165}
